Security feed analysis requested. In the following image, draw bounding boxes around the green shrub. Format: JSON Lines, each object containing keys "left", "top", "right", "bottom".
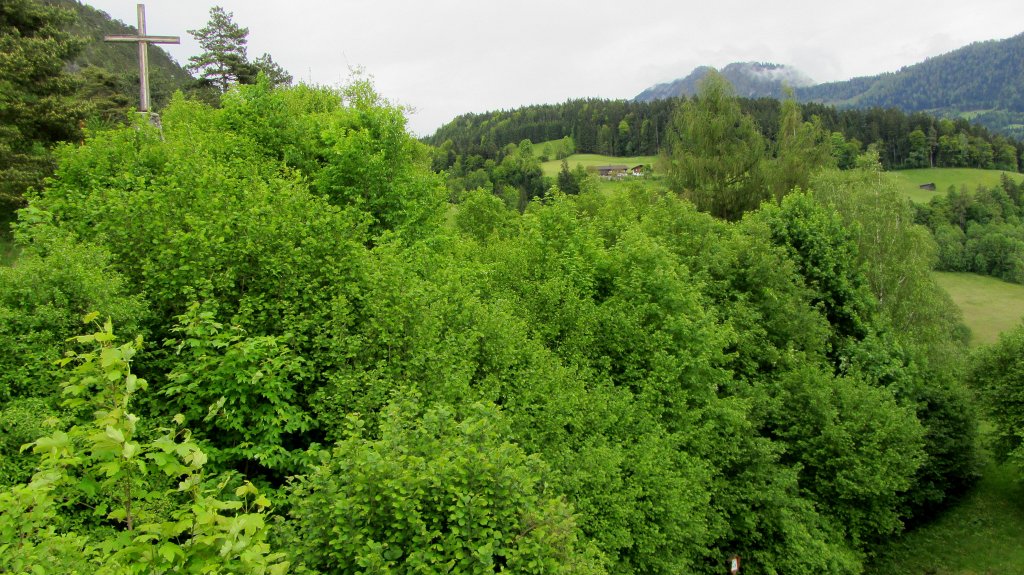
{"left": 287, "top": 399, "right": 605, "bottom": 575}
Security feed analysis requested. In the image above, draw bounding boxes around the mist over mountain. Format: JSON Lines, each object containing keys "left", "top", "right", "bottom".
{"left": 635, "top": 62, "right": 814, "bottom": 102}
{"left": 636, "top": 33, "right": 1024, "bottom": 137}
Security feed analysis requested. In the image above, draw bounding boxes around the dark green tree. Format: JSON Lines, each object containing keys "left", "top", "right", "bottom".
{"left": 186, "top": 6, "right": 249, "bottom": 93}
{"left": 970, "top": 325, "right": 1024, "bottom": 471}
{"left": 907, "top": 129, "right": 930, "bottom": 168}
{"left": 766, "top": 97, "right": 835, "bottom": 200}
{"left": 557, "top": 159, "right": 580, "bottom": 195}
{"left": 0, "top": 0, "right": 85, "bottom": 214}
{"left": 661, "top": 71, "right": 767, "bottom": 220}
{"left": 250, "top": 52, "right": 292, "bottom": 87}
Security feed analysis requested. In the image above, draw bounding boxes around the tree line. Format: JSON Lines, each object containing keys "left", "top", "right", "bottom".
{"left": 426, "top": 94, "right": 1023, "bottom": 173}
{"left": 915, "top": 175, "right": 1024, "bottom": 283}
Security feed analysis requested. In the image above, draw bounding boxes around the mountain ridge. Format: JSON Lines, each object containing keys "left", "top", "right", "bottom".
{"left": 636, "top": 33, "right": 1024, "bottom": 137}
{"left": 635, "top": 62, "right": 814, "bottom": 102}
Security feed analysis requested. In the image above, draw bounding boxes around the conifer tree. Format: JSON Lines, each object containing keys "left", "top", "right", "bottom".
{"left": 661, "top": 70, "right": 767, "bottom": 220}
{"left": 250, "top": 52, "right": 293, "bottom": 87}
{"left": 0, "top": 0, "right": 85, "bottom": 213}
{"left": 186, "top": 6, "right": 249, "bottom": 93}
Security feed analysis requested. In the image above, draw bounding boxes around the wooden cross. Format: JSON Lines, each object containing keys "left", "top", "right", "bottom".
{"left": 104, "top": 4, "right": 180, "bottom": 113}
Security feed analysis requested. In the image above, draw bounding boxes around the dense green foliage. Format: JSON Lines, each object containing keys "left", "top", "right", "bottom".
{"left": 286, "top": 399, "right": 604, "bottom": 574}
{"left": 427, "top": 95, "right": 1021, "bottom": 176}
{"left": 915, "top": 175, "right": 1024, "bottom": 284}
{"left": 0, "top": 318, "right": 289, "bottom": 573}
{"left": 970, "top": 326, "right": 1024, "bottom": 470}
{"left": 0, "top": 0, "right": 85, "bottom": 212}
{"left": 0, "top": 77, "right": 983, "bottom": 575}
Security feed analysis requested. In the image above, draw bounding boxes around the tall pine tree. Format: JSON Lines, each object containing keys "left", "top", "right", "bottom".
{"left": 186, "top": 6, "right": 248, "bottom": 93}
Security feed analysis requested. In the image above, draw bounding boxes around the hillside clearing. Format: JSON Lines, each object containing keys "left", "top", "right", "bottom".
{"left": 540, "top": 153, "right": 658, "bottom": 178}
{"left": 865, "top": 458, "right": 1024, "bottom": 575}
{"left": 933, "top": 271, "right": 1024, "bottom": 346}
{"left": 891, "top": 168, "right": 1023, "bottom": 203}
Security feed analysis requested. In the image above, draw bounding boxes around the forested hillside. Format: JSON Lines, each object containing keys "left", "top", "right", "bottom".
{"left": 427, "top": 96, "right": 1023, "bottom": 173}
{"left": 797, "top": 32, "right": 1024, "bottom": 137}
{"left": 634, "top": 33, "right": 1024, "bottom": 138}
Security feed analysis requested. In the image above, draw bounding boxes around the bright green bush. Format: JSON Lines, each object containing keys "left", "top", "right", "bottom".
{"left": 0, "top": 224, "right": 146, "bottom": 403}
{"left": 0, "top": 317, "right": 289, "bottom": 574}
{"left": 287, "top": 399, "right": 605, "bottom": 575}
{"left": 969, "top": 325, "right": 1024, "bottom": 469}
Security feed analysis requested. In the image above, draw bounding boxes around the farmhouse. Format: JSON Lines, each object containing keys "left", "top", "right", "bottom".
{"left": 593, "top": 164, "right": 629, "bottom": 178}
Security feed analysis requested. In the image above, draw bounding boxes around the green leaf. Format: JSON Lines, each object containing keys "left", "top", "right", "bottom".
{"left": 159, "top": 542, "right": 179, "bottom": 563}
{"left": 106, "top": 425, "right": 125, "bottom": 444}
{"left": 78, "top": 476, "right": 100, "bottom": 497}
{"left": 235, "top": 481, "right": 258, "bottom": 498}
{"left": 123, "top": 441, "right": 138, "bottom": 459}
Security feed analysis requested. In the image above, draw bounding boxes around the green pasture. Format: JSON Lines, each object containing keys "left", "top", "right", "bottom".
{"left": 540, "top": 153, "right": 658, "bottom": 178}
{"left": 865, "top": 458, "right": 1024, "bottom": 575}
{"left": 891, "top": 168, "right": 1023, "bottom": 203}
{"left": 884, "top": 271, "right": 1024, "bottom": 572}
{"left": 933, "top": 271, "right": 1024, "bottom": 346}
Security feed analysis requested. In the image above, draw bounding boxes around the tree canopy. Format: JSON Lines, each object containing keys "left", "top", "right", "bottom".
{"left": 0, "top": 0, "right": 84, "bottom": 212}
{"left": 0, "top": 73, "right": 984, "bottom": 575}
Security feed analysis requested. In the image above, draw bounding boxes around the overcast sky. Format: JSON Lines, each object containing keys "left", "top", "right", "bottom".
{"left": 82, "top": 0, "right": 1023, "bottom": 136}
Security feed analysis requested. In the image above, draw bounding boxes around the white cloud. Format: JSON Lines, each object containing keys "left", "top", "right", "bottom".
{"left": 83, "top": 0, "right": 1024, "bottom": 136}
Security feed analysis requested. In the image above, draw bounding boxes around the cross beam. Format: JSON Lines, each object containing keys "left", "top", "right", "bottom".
{"left": 104, "top": 4, "right": 180, "bottom": 113}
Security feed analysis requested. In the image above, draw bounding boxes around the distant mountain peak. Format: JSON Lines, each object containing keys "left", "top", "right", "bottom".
{"left": 635, "top": 62, "right": 814, "bottom": 102}
{"left": 635, "top": 34, "right": 1024, "bottom": 137}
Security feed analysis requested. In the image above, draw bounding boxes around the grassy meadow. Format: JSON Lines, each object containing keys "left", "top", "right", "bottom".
{"left": 934, "top": 271, "right": 1024, "bottom": 346}
{"left": 865, "top": 457, "right": 1024, "bottom": 575}
{"left": 540, "top": 153, "right": 658, "bottom": 178}
{"left": 865, "top": 273, "right": 1024, "bottom": 575}
{"left": 539, "top": 152, "right": 664, "bottom": 196}
{"left": 891, "top": 168, "right": 1024, "bottom": 203}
